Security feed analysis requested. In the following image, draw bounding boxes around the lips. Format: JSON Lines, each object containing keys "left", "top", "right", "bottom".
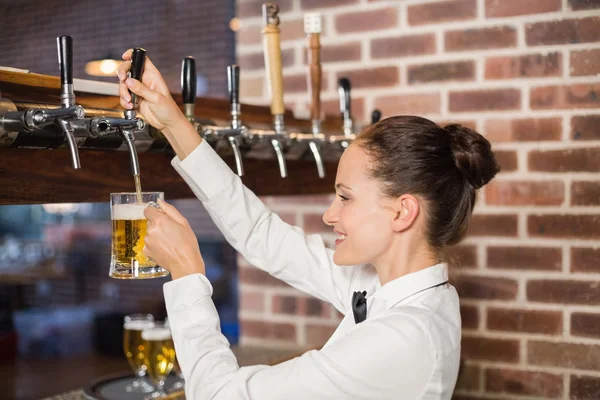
{"left": 334, "top": 229, "right": 347, "bottom": 245}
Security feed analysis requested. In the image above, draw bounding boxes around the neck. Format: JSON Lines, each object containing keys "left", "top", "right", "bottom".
{"left": 374, "top": 235, "right": 438, "bottom": 286}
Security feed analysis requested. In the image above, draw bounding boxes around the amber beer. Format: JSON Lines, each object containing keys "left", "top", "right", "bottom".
{"left": 123, "top": 318, "right": 155, "bottom": 373}
{"left": 142, "top": 322, "right": 176, "bottom": 397}
{"left": 109, "top": 192, "right": 168, "bottom": 279}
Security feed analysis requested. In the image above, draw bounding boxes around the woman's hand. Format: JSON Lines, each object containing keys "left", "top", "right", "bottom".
{"left": 117, "top": 49, "right": 186, "bottom": 132}
{"left": 143, "top": 199, "right": 206, "bottom": 280}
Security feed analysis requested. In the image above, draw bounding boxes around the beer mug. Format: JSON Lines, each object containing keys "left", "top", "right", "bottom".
{"left": 109, "top": 192, "right": 169, "bottom": 279}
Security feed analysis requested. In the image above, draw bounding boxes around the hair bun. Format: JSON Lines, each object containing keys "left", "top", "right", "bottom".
{"left": 444, "top": 124, "right": 500, "bottom": 190}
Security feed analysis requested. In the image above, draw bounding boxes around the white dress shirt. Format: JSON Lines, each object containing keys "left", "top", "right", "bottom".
{"left": 163, "top": 140, "right": 462, "bottom": 400}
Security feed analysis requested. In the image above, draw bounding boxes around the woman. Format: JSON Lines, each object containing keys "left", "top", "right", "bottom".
{"left": 117, "top": 50, "right": 499, "bottom": 400}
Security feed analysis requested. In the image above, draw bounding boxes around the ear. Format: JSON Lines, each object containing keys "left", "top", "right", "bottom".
{"left": 390, "top": 194, "right": 420, "bottom": 232}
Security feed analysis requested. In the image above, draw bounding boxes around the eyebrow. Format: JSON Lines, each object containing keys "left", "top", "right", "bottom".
{"left": 335, "top": 183, "right": 353, "bottom": 191}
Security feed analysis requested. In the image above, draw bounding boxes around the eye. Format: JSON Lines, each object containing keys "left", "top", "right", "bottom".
{"left": 338, "top": 194, "right": 350, "bottom": 202}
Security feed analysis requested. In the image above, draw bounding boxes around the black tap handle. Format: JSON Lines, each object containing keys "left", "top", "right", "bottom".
{"left": 57, "top": 35, "right": 73, "bottom": 85}
{"left": 371, "top": 109, "right": 382, "bottom": 125}
{"left": 228, "top": 65, "right": 240, "bottom": 105}
{"left": 338, "top": 77, "right": 351, "bottom": 117}
{"left": 129, "top": 48, "right": 146, "bottom": 83}
{"left": 181, "top": 56, "right": 197, "bottom": 104}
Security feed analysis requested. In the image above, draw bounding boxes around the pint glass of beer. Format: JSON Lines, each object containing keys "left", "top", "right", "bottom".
{"left": 123, "top": 314, "right": 155, "bottom": 393}
{"left": 109, "top": 192, "right": 168, "bottom": 279}
{"left": 142, "top": 321, "right": 176, "bottom": 399}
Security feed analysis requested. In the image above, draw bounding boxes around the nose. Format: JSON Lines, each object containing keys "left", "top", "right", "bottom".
{"left": 322, "top": 199, "right": 338, "bottom": 227}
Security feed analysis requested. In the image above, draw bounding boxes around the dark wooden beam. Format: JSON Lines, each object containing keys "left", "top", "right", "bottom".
{"left": 0, "top": 147, "right": 336, "bottom": 205}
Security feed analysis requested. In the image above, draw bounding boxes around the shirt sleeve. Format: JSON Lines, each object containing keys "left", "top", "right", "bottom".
{"left": 171, "top": 140, "right": 372, "bottom": 313}
{"left": 164, "top": 274, "right": 436, "bottom": 400}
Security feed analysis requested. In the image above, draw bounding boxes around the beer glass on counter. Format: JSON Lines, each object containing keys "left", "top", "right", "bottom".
{"left": 123, "top": 314, "right": 155, "bottom": 393}
{"left": 109, "top": 192, "right": 169, "bottom": 279}
{"left": 142, "top": 321, "right": 176, "bottom": 399}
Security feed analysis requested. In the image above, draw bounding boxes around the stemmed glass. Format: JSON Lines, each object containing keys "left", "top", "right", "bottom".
{"left": 123, "top": 314, "right": 155, "bottom": 393}
{"left": 142, "top": 321, "right": 176, "bottom": 399}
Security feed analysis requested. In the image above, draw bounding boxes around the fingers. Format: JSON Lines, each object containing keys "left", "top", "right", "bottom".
{"left": 125, "top": 78, "right": 161, "bottom": 105}
{"left": 156, "top": 199, "right": 189, "bottom": 226}
{"left": 144, "top": 204, "right": 163, "bottom": 222}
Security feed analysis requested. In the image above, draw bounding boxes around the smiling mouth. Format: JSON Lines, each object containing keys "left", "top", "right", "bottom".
{"left": 335, "top": 232, "right": 347, "bottom": 245}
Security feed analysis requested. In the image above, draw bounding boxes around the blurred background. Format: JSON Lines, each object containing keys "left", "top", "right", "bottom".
{"left": 1, "top": 0, "right": 600, "bottom": 399}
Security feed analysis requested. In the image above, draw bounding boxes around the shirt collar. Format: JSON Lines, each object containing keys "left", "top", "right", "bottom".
{"left": 368, "top": 263, "right": 448, "bottom": 315}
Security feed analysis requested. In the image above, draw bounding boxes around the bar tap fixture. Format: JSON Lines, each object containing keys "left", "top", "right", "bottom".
{"left": 89, "top": 48, "right": 147, "bottom": 177}
{"left": 182, "top": 56, "right": 197, "bottom": 124}
{"left": 288, "top": 12, "right": 326, "bottom": 179}
{"left": 339, "top": 77, "right": 353, "bottom": 138}
{"left": 261, "top": 2, "right": 288, "bottom": 178}
{"left": 371, "top": 109, "right": 382, "bottom": 125}
{"left": 197, "top": 64, "right": 246, "bottom": 177}
{"left": 1, "top": 35, "right": 85, "bottom": 169}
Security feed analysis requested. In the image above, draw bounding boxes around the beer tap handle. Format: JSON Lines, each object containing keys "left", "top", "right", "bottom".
{"left": 228, "top": 64, "right": 241, "bottom": 129}
{"left": 182, "top": 56, "right": 197, "bottom": 122}
{"left": 57, "top": 35, "right": 75, "bottom": 108}
{"left": 371, "top": 109, "right": 382, "bottom": 125}
{"left": 262, "top": 3, "right": 285, "bottom": 132}
{"left": 126, "top": 47, "right": 147, "bottom": 120}
{"left": 270, "top": 139, "right": 288, "bottom": 178}
{"left": 308, "top": 141, "right": 325, "bottom": 179}
{"left": 338, "top": 77, "right": 353, "bottom": 137}
{"left": 304, "top": 12, "right": 322, "bottom": 134}
{"left": 227, "top": 136, "right": 244, "bottom": 177}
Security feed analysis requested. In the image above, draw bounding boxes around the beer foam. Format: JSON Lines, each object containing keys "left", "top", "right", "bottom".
{"left": 142, "top": 327, "right": 172, "bottom": 341}
{"left": 112, "top": 203, "right": 148, "bottom": 220}
{"left": 124, "top": 320, "right": 155, "bottom": 331}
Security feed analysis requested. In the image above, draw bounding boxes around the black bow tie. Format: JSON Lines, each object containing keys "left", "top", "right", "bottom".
{"left": 352, "top": 290, "right": 367, "bottom": 324}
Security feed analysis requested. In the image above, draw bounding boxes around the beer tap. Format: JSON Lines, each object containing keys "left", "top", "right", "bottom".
{"left": 325, "top": 77, "right": 355, "bottom": 151}
{"left": 89, "top": 48, "right": 147, "bottom": 177}
{"left": 371, "top": 109, "right": 382, "bottom": 125}
{"left": 261, "top": 2, "right": 288, "bottom": 178}
{"left": 1, "top": 35, "right": 85, "bottom": 169}
{"left": 288, "top": 12, "right": 326, "bottom": 178}
{"left": 200, "top": 65, "right": 246, "bottom": 177}
{"left": 182, "top": 56, "right": 197, "bottom": 125}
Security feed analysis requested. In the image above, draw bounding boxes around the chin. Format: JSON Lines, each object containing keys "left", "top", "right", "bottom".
{"left": 333, "top": 250, "right": 362, "bottom": 266}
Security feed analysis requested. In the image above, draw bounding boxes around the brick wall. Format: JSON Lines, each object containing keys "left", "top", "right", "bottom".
{"left": 235, "top": 0, "right": 600, "bottom": 398}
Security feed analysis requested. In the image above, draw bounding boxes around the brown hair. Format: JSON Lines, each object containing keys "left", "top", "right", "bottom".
{"left": 356, "top": 115, "right": 499, "bottom": 252}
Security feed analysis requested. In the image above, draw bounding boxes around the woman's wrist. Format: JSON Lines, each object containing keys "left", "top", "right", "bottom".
{"left": 162, "top": 115, "right": 203, "bottom": 160}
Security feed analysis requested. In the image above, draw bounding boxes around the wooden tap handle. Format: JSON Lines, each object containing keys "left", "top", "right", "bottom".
{"left": 307, "top": 33, "right": 321, "bottom": 122}
{"left": 262, "top": 5, "right": 285, "bottom": 117}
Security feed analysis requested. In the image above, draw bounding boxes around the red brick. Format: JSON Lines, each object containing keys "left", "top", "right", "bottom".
{"left": 485, "top": 368, "right": 563, "bottom": 397}
{"left": 486, "top": 0, "right": 561, "bottom": 17}
{"left": 238, "top": 48, "right": 295, "bottom": 71}
{"left": 281, "top": 19, "right": 312, "bottom": 42}
{"left": 572, "top": 115, "right": 600, "bottom": 141}
{"left": 462, "top": 335, "right": 520, "bottom": 362}
{"left": 568, "top": 0, "right": 600, "bottom": 10}
{"left": 528, "top": 279, "right": 600, "bottom": 305}
{"left": 570, "top": 375, "right": 600, "bottom": 400}
{"left": 336, "top": 66, "right": 399, "bottom": 89}
{"left": 307, "top": 42, "right": 361, "bottom": 64}
{"left": 531, "top": 84, "right": 600, "bottom": 110}
{"left": 487, "top": 307, "right": 563, "bottom": 334}
{"left": 240, "top": 291, "right": 265, "bottom": 312}
{"left": 485, "top": 53, "right": 562, "bottom": 79}
{"left": 526, "top": 17, "right": 600, "bottom": 46}
{"left": 335, "top": 8, "right": 398, "bottom": 34}
{"left": 438, "top": 119, "right": 478, "bottom": 131}
{"left": 240, "top": 319, "right": 296, "bottom": 341}
{"left": 371, "top": 34, "right": 436, "bottom": 59}
{"left": 456, "top": 364, "right": 481, "bottom": 391}
{"left": 528, "top": 341, "right": 600, "bottom": 370}
{"left": 570, "top": 49, "right": 600, "bottom": 77}
{"left": 494, "top": 150, "right": 518, "bottom": 172}
{"left": 321, "top": 97, "right": 365, "bottom": 122}
{"left": 572, "top": 181, "right": 600, "bottom": 206}
{"left": 448, "top": 245, "right": 478, "bottom": 268}
{"left": 301, "top": 0, "right": 360, "bottom": 9}
{"left": 572, "top": 247, "right": 600, "bottom": 273}
{"left": 303, "top": 213, "right": 329, "bottom": 234}
{"left": 529, "top": 214, "right": 600, "bottom": 240}
{"left": 572, "top": 312, "right": 600, "bottom": 338}
{"left": 487, "top": 246, "right": 562, "bottom": 270}
{"left": 239, "top": 266, "right": 291, "bottom": 287}
{"left": 240, "top": 76, "right": 263, "bottom": 98}
{"left": 529, "top": 148, "right": 600, "bottom": 172}
{"left": 445, "top": 26, "right": 517, "bottom": 52}
{"left": 449, "top": 89, "right": 521, "bottom": 112}
{"left": 238, "top": 23, "right": 262, "bottom": 46}
{"left": 407, "top": 61, "right": 475, "bottom": 84}
{"left": 283, "top": 74, "right": 308, "bottom": 94}
{"left": 272, "top": 294, "right": 298, "bottom": 314}
{"left": 237, "top": 0, "right": 293, "bottom": 18}
{"left": 469, "top": 214, "right": 518, "bottom": 236}
{"left": 460, "top": 304, "right": 479, "bottom": 329}
{"left": 408, "top": 0, "right": 476, "bottom": 26}
{"left": 305, "top": 324, "right": 337, "bottom": 346}
{"left": 454, "top": 275, "right": 518, "bottom": 300}
{"left": 484, "top": 118, "right": 562, "bottom": 142}
{"left": 485, "top": 180, "right": 565, "bottom": 206}
{"left": 305, "top": 298, "right": 328, "bottom": 317}
{"left": 373, "top": 93, "right": 441, "bottom": 116}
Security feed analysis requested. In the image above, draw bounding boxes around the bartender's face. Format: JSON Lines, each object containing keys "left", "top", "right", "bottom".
{"left": 323, "top": 143, "right": 395, "bottom": 266}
